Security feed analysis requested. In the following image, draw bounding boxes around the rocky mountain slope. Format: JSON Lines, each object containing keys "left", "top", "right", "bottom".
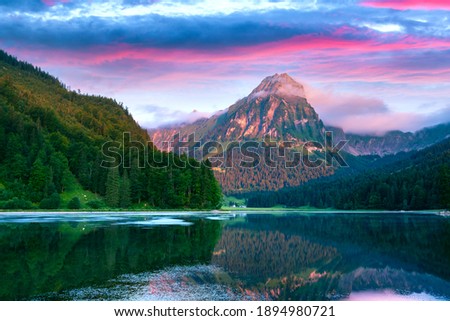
{"left": 150, "top": 73, "right": 448, "bottom": 157}
{"left": 150, "top": 73, "right": 325, "bottom": 148}
{"left": 149, "top": 73, "right": 449, "bottom": 193}
{"left": 328, "top": 123, "right": 450, "bottom": 156}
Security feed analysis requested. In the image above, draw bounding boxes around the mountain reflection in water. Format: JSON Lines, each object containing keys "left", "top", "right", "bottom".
{"left": 209, "top": 213, "right": 450, "bottom": 300}
{"left": 0, "top": 212, "right": 449, "bottom": 300}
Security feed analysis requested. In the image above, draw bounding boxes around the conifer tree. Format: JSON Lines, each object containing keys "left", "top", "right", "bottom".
{"left": 28, "top": 157, "right": 50, "bottom": 202}
{"left": 119, "top": 170, "right": 131, "bottom": 208}
{"left": 105, "top": 167, "right": 120, "bottom": 207}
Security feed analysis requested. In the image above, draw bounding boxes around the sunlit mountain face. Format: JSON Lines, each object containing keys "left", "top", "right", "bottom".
{"left": 148, "top": 73, "right": 449, "bottom": 194}
{"left": 1, "top": 0, "right": 449, "bottom": 134}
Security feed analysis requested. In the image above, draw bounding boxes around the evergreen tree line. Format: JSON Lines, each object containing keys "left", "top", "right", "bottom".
{"left": 246, "top": 138, "right": 450, "bottom": 210}
{"left": 102, "top": 154, "right": 222, "bottom": 209}
{"left": 0, "top": 50, "right": 222, "bottom": 210}
{"left": 213, "top": 147, "right": 335, "bottom": 194}
{"left": 0, "top": 50, "right": 60, "bottom": 85}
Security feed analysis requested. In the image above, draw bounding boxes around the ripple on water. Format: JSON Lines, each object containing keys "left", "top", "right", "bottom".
{"left": 114, "top": 218, "right": 194, "bottom": 227}
{"left": 34, "top": 265, "right": 255, "bottom": 301}
{"left": 346, "top": 289, "right": 444, "bottom": 301}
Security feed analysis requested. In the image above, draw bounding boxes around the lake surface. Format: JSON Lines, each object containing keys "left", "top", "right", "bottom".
{"left": 0, "top": 211, "right": 449, "bottom": 301}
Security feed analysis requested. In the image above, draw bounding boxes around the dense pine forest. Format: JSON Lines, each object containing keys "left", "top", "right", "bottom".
{"left": 0, "top": 50, "right": 222, "bottom": 210}
{"left": 246, "top": 138, "right": 450, "bottom": 210}
{"left": 213, "top": 148, "right": 335, "bottom": 193}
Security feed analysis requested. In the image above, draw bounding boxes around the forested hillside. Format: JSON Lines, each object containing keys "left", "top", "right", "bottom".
{"left": 246, "top": 138, "right": 450, "bottom": 210}
{"left": 0, "top": 50, "right": 221, "bottom": 210}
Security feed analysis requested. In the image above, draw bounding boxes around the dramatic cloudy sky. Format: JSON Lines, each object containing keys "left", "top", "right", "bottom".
{"left": 1, "top": 0, "right": 449, "bottom": 134}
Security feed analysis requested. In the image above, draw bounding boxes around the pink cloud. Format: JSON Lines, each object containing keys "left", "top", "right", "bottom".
{"left": 291, "top": 57, "right": 450, "bottom": 84}
{"left": 5, "top": 25, "right": 450, "bottom": 107}
{"left": 7, "top": 27, "right": 450, "bottom": 91}
{"left": 306, "top": 88, "right": 388, "bottom": 116}
{"left": 329, "top": 112, "right": 430, "bottom": 135}
{"left": 16, "top": 31, "right": 450, "bottom": 67}
{"left": 361, "top": 0, "right": 450, "bottom": 10}
{"left": 41, "top": 0, "right": 70, "bottom": 6}
{"left": 297, "top": 82, "right": 450, "bottom": 134}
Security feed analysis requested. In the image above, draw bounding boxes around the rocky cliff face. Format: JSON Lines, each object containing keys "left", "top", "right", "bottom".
{"left": 149, "top": 73, "right": 326, "bottom": 149}
{"left": 148, "top": 73, "right": 449, "bottom": 193}
{"left": 150, "top": 73, "right": 449, "bottom": 156}
{"left": 150, "top": 74, "right": 450, "bottom": 156}
{"left": 327, "top": 123, "right": 450, "bottom": 156}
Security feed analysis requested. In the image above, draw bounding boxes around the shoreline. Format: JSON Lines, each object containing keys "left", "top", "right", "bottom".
{"left": 0, "top": 208, "right": 443, "bottom": 215}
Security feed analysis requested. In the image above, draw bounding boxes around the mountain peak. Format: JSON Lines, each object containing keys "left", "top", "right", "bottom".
{"left": 250, "top": 73, "right": 306, "bottom": 100}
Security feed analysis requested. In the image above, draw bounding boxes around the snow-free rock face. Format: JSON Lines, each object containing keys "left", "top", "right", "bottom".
{"left": 325, "top": 123, "right": 450, "bottom": 156}
{"left": 148, "top": 74, "right": 450, "bottom": 194}
{"left": 149, "top": 73, "right": 325, "bottom": 148}
{"left": 249, "top": 73, "right": 306, "bottom": 100}
{"left": 149, "top": 73, "right": 450, "bottom": 157}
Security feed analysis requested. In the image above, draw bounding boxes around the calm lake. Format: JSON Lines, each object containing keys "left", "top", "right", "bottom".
{"left": 0, "top": 211, "right": 449, "bottom": 301}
